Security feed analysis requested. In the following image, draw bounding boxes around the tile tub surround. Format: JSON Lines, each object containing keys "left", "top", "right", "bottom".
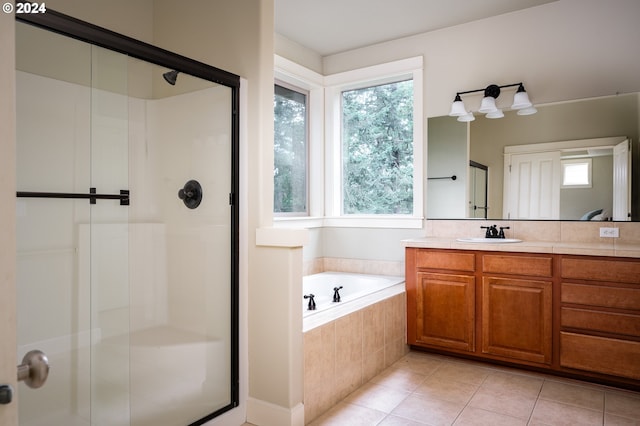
{"left": 303, "top": 293, "right": 409, "bottom": 424}
{"left": 303, "top": 257, "right": 405, "bottom": 277}
{"left": 411, "top": 219, "right": 640, "bottom": 257}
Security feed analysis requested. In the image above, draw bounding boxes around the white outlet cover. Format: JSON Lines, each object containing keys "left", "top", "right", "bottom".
{"left": 599, "top": 227, "right": 619, "bottom": 238}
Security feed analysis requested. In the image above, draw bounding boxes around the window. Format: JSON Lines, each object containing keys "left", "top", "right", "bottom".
{"left": 274, "top": 83, "right": 308, "bottom": 214}
{"left": 341, "top": 80, "right": 414, "bottom": 214}
{"left": 325, "top": 56, "right": 423, "bottom": 227}
{"left": 274, "top": 55, "right": 423, "bottom": 228}
{"left": 562, "top": 158, "right": 592, "bottom": 188}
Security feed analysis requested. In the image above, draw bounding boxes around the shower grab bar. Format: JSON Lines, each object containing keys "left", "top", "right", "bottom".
{"left": 427, "top": 175, "right": 457, "bottom": 181}
{"left": 17, "top": 188, "right": 130, "bottom": 205}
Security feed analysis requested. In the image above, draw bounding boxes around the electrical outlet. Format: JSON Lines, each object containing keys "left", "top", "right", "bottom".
{"left": 599, "top": 227, "right": 619, "bottom": 238}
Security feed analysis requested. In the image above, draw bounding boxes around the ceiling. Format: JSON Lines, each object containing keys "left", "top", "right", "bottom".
{"left": 275, "top": 0, "right": 556, "bottom": 56}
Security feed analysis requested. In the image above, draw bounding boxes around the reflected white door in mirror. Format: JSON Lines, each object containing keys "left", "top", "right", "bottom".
{"left": 503, "top": 137, "right": 630, "bottom": 221}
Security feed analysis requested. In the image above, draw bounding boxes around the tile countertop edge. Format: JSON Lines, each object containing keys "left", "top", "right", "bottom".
{"left": 401, "top": 238, "right": 640, "bottom": 258}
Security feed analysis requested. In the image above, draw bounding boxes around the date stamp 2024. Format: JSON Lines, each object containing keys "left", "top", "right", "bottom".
{"left": 3, "top": 2, "right": 47, "bottom": 14}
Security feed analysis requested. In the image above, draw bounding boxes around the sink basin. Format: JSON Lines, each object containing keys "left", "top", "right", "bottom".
{"left": 456, "top": 237, "right": 522, "bottom": 244}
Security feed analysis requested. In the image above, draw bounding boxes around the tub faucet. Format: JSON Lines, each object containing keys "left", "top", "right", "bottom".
{"left": 333, "top": 286, "right": 343, "bottom": 303}
{"left": 304, "top": 294, "right": 316, "bottom": 310}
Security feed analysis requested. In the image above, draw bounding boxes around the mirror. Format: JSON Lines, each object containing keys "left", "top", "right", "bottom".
{"left": 426, "top": 93, "right": 640, "bottom": 221}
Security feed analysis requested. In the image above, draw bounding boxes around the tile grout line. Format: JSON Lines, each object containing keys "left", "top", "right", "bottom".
{"left": 525, "top": 377, "right": 546, "bottom": 426}
{"left": 449, "top": 369, "right": 490, "bottom": 426}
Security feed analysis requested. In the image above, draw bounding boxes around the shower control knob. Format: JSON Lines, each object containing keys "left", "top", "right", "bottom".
{"left": 178, "top": 180, "right": 203, "bottom": 209}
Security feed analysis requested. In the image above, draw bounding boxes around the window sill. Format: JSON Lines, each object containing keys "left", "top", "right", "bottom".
{"left": 274, "top": 216, "right": 324, "bottom": 229}
{"left": 323, "top": 216, "right": 424, "bottom": 229}
{"left": 274, "top": 215, "right": 424, "bottom": 229}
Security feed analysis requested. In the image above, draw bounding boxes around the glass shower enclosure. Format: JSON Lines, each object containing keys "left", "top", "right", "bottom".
{"left": 15, "top": 10, "right": 239, "bottom": 426}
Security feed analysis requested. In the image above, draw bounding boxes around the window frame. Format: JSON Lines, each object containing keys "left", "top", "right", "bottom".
{"left": 273, "top": 55, "right": 424, "bottom": 229}
{"left": 561, "top": 157, "right": 593, "bottom": 188}
{"left": 340, "top": 78, "right": 415, "bottom": 216}
{"left": 324, "top": 57, "right": 424, "bottom": 228}
{"left": 274, "top": 56, "right": 324, "bottom": 228}
{"left": 273, "top": 80, "right": 310, "bottom": 217}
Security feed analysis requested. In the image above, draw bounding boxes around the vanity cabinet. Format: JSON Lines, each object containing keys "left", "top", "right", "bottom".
{"left": 559, "top": 256, "right": 640, "bottom": 380}
{"left": 408, "top": 250, "right": 476, "bottom": 352}
{"left": 406, "top": 247, "right": 640, "bottom": 389}
{"left": 406, "top": 249, "right": 553, "bottom": 365}
{"left": 481, "top": 254, "right": 553, "bottom": 364}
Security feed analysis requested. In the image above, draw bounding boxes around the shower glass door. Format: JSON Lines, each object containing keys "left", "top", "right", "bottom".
{"left": 16, "top": 22, "right": 131, "bottom": 425}
{"left": 124, "top": 57, "right": 235, "bottom": 426}
{"left": 17, "top": 15, "right": 238, "bottom": 426}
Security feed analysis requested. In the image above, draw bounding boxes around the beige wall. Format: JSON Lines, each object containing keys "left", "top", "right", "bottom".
{"left": 38, "top": 0, "right": 155, "bottom": 42}
{"left": 275, "top": 33, "right": 322, "bottom": 75}
{"left": 0, "top": 3, "right": 17, "bottom": 425}
{"left": 426, "top": 116, "right": 468, "bottom": 218}
{"left": 322, "top": 0, "right": 640, "bottom": 118}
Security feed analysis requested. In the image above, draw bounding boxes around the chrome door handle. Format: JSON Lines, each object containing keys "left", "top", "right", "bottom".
{"left": 17, "top": 350, "right": 50, "bottom": 389}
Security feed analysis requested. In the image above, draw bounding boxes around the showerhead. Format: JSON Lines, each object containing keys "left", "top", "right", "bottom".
{"left": 162, "top": 70, "right": 179, "bottom": 85}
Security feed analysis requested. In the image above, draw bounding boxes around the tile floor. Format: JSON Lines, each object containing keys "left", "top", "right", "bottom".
{"left": 245, "top": 351, "right": 640, "bottom": 426}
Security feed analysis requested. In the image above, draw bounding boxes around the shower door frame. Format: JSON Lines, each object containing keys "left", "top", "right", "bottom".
{"left": 16, "top": 7, "right": 241, "bottom": 425}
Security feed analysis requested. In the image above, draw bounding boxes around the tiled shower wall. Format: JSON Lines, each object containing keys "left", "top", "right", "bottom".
{"left": 303, "top": 292, "right": 408, "bottom": 424}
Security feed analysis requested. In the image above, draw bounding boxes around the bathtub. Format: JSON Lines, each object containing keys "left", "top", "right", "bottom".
{"left": 302, "top": 271, "right": 405, "bottom": 332}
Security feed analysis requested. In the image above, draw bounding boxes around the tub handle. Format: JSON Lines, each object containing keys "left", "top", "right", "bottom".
{"left": 333, "top": 286, "right": 343, "bottom": 303}
{"left": 304, "top": 294, "right": 316, "bottom": 310}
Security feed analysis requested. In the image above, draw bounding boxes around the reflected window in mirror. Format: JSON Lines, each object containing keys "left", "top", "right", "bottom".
{"left": 562, "top": 158, "right": 592, "bottom": 188}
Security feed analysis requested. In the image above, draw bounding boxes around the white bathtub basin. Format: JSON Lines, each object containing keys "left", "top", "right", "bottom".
{"left": 456, "top": 237, "right": 522, "bottom": 243}
{"left": 302, "top": 272, "right": 405, "bottom": 332}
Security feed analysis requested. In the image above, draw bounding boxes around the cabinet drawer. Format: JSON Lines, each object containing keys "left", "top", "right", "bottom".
{"left": 560, "top": 332, "right": 640, "bottom": 379}
{"left": 415, "top": 250, "right": 475, "bottom": 272}
{"left": 562, "top": 283, "right": 640, "bottom": 310}
{"left": 562, "top": 258, "right": 640, "bottom": 284}
{"left": 561, "top": 307, "right": 640, "bottom": 337}
{"left": 482, "top": 254, "right": 553, "bottom": 277}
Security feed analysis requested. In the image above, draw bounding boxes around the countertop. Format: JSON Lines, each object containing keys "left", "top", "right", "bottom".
{"left": 402, "top": 237, "right": 640, "bottom": 258}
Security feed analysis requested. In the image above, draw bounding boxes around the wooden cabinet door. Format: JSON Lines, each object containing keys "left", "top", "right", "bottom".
{"left": 415, "top": 272, "right": 475, "bottom": 352}
{"left": 482, "top": 276, "right": 552, "bottom": 364}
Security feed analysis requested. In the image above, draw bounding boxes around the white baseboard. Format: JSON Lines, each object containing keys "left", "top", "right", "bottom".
{"left": 246, "top": 397, "right": 304, "bottom": 426}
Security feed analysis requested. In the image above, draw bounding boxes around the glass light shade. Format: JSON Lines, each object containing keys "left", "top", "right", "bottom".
{"left": 457, "top": 111, "right": 475, "bottom": 122}
{"left": 478, "top": 96, "right": 498, "bottom": 114}
{"left": 485, "top": 109, "right": 504, "bottom": 119}
{"left": 517, "top": 106, "right": 538, "bottom": 115}
{"left": 511, "top": 91, "right": 532, "bottom": 109}
{"left": 449, "top": 100, "right": 467, "bottom": 116}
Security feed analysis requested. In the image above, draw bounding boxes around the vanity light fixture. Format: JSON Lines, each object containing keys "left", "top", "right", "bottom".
{"left": 458, "top": 111, "right": 475, "bottom": 122}
{"left": 449, "top": 82, "right": 535, "bottom": 122}
{"left": 485, "top": 109, "right": 504, "bottom": 119}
